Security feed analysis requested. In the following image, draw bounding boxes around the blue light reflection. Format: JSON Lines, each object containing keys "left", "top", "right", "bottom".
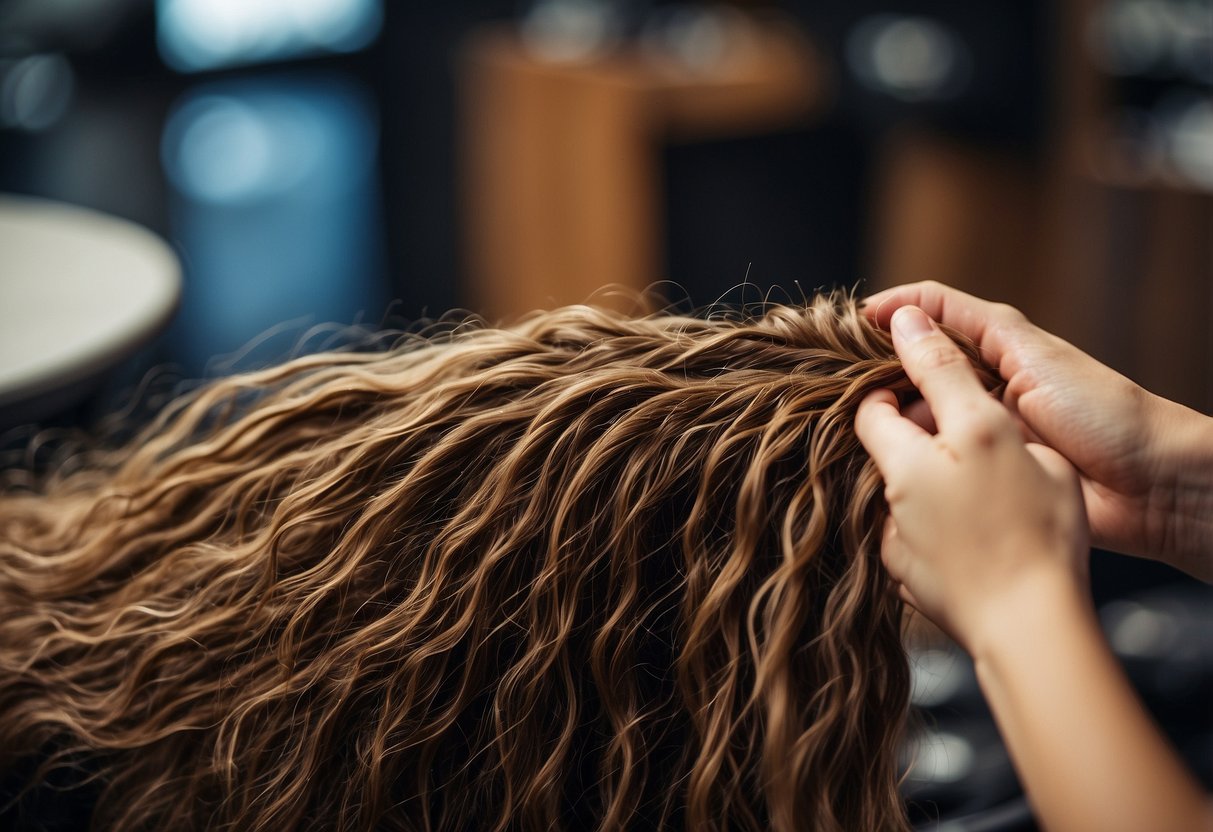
{"left": 161, "top": 73, "right": 388, "bottom": 375}
{"left": 157, "top": 0, "right": 383, "bottom": 73}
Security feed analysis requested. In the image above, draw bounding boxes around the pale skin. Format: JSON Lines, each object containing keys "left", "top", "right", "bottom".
{"left": 854, "top": 281, "right": 1213, "bottom": 832}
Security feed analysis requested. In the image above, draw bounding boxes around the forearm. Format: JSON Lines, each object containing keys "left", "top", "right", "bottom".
{"left": 970, "top": 571, "right": 1213, "bottom": 832}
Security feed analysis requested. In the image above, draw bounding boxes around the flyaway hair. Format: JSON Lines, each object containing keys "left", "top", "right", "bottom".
{"left": 0, "top": 291, "right": 997, "bottom": 831}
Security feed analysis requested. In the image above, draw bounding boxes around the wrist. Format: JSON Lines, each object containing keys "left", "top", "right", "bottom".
{"left": 1145, "top": 399, "right": 1213, "bottom": 581}
{"left": 966, "top": 557, "right": 1213, "bottom": 832}
{"left": 965, "top": 565, "right": 1093, "bottom": 668}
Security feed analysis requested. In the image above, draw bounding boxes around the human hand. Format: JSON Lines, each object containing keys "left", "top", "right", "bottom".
{"left": 863, "top": 281, "right": 1213, "bottom": 583}
{"left": 855, "top": 305, "right": 1091, "bottom": 651}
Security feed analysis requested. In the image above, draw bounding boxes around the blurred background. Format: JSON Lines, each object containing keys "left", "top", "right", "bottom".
{"left": 0, "top": 0, "right": 1209, "bottom": 829}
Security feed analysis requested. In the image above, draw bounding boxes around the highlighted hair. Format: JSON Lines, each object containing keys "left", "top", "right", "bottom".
{"left": 0, "top": 292, "right": 992, "bottom": 830}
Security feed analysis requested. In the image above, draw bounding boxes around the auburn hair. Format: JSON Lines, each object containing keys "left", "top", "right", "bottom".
{"left": 0, "top": 291, "right": 994, "bottom": 831}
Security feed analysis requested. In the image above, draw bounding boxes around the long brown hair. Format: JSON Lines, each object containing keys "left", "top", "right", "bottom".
{"left": 0, "top": 291, "right": 993, "bottom": 831}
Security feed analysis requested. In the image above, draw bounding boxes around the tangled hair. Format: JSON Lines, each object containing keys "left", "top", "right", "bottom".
{"left": 0, "top": 291, "right": 995, "bottom": 831}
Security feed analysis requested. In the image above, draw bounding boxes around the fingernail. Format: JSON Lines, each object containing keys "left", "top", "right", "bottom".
{"left": 892, "top": 307, "right": 934, "bottom": 343}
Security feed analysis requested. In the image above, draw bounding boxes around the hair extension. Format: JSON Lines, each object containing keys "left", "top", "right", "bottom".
{"left": 0, "top": 291, "right": 997, "bottom": 831}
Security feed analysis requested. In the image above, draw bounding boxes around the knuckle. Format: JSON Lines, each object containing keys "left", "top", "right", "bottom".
{"left": 991, "top": 301, "right": 1027, "bottom": 324}
{"left": 967, "top": 423, "right": 1001, "bottom": 449}
{"left": 962, "top": 406, "right": 1012, "bottom": 448}
{"left": 1007, "top": 361, "right": 1038, "bottom": 396}
{"left": 915, "top": 342, "right": 967, "bottom": 373}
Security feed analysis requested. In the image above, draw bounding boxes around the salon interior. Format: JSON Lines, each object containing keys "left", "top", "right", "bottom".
{"left": 0, "top": 1, "right": 1210, "bottom": 829}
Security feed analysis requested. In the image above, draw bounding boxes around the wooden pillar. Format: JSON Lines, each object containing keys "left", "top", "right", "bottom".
{"left": 458, "top": 22, "right": 824, "bottom": 322}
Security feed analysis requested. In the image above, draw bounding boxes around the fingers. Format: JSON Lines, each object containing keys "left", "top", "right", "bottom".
{"left": 862, "top": 281, "right": 1024, "bottom": 372}
{"left": 855, "top": 388, "right": 931, "bottom": 479}
{"left": 905, "top": 394, "right": 1029, "bottom": 439}
{"left": 889, "top": 306, "right": 1003, "bottom": 436}
{"left": 902, "top": 398, "right": 937, "bottom": 434}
